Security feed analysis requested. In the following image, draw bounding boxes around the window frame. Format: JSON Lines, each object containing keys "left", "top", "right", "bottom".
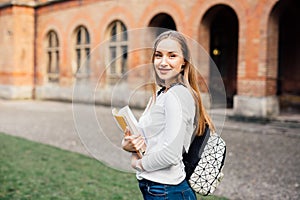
{"left": 75, "top": 26, "right": 91, "bottom": 78}
{"left": 107, "top": 21, "right": 128, "bottom": 79}
{"left": 46, "top": 30, "right": 60, "bottom": 82}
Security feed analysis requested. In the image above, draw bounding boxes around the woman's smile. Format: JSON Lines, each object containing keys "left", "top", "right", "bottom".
{"left": 157, "top": 67, "right": 172, "bottom": 75}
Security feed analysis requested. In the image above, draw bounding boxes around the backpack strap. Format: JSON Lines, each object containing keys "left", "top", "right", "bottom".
{"left": 157, "top": 82, "right": 186, "bottom": 97}
{"left": 157, "top": 86, "right": 166, "bottom": 97}
{"left": 182, "top": 125, "right": 210, "bottom": 180}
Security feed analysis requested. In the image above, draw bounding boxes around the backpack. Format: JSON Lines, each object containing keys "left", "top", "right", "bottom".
{"left": 182, "top": 126, "right": 226, "bottom": 195}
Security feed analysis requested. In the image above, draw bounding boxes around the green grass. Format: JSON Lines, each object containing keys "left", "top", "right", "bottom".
{"left": 0, "top": 132, "right": 228, "bottom": 200}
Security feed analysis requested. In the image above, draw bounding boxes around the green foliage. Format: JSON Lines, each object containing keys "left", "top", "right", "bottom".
{"left": 0, "top": 133, "right": 228, "bottom": 200}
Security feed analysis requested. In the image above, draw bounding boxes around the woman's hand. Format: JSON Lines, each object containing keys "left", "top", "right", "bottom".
{"left": 122, "top": 127, "right": 146, "bottom": 153}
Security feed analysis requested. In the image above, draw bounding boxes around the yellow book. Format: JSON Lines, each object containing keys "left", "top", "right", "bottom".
{"left": 112, "top": 112, "right": 127, "bottom": 131}
{"left": 112, "top": 106, "right": 145, "bottom": 157}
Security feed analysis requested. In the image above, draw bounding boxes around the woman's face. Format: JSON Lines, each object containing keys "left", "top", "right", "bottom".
{"left": 153, "top": 38, "right": 185, "bottom": 82}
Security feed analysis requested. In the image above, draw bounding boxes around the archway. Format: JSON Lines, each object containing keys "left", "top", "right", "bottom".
{"left": 202, "top": 5, "right": 238, "bottom": 108}
{"left": 277, "top": 0, "right": 300, "bottom": 113}
{"left": 148, "top": 13, "right": 177, "bottom": 36}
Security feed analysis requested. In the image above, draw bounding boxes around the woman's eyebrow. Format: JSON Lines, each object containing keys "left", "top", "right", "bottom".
{"left": 155, "top": 50, "right": 179, "bottom": 54}
{"left": 168, "top": 51, "right": 179, "bottom": 54}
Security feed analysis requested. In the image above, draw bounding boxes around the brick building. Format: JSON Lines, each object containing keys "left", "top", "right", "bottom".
{"left": 0, "top": 0, "right": 299, "bottom": 118}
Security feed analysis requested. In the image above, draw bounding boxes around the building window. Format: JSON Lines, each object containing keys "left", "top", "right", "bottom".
{"left": 75, "top": 26, "right": 90, "bottom": 77}
{"left": 47, "top": 31, "right": 59, "bottom": 82}
{"left": 107, "top": 21, "right": 128, "bottom": 78}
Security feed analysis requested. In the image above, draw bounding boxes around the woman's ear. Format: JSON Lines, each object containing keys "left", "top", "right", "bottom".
{"left": 180, "top": 65, "right": 185, "bottom": 74}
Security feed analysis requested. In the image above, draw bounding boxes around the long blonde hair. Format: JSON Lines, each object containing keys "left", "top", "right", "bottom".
{"left": 151, "top": 30, "right": 215, "bottom": 136}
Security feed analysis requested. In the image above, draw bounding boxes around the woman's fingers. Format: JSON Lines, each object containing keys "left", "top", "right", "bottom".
{"left": 131, "top": 136, "right": 145, "bottom": 151}
{"left": 122, "top": 127, "right": 146, "bottom": 152}
{"left": 125, "top": 135, "right": 138, "bottom": 143}
{"left": 124, "top": 127, "right": 131, "bottom": 136}
{"left": 124, "top": 135, "right": 145, "bottom": 151}
{"left": 135, "top": 139, "right": 145, "bottom": 151}
{"left": 124, "top": 134, "right": 142, "bottom": 141}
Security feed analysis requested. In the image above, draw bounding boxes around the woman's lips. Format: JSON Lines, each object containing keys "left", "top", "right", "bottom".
{"left": 158, "top": 68, "right": 171, "bottom": 74}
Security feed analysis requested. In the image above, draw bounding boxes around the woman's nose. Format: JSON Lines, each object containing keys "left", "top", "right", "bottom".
{"left": 161, "top": 56, "right": 168, "bottom": 66}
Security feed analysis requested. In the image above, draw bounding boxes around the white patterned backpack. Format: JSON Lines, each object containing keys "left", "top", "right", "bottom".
{"left": 183, "top": 126, "right": 226, "bottom": 195}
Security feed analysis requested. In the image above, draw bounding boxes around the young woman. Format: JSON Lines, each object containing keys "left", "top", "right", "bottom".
{"left": 122, "top": 30, "right": 214, "bottom": 199}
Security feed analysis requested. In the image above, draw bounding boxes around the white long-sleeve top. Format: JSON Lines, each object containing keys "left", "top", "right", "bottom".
{"left": 137, "top": 84, "right": 196, "bottom": 184}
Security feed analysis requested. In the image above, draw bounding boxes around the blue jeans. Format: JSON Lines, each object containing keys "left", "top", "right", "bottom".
{"left": 138, "top": 179, "right": 196, "bottom": 200}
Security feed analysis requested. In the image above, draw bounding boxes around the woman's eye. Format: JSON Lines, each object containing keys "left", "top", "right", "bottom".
{"left": 154, "top": 53, "right": 162, "bottom": 58}
{"left": 169, "top": 54, "right": 176, "bottom": 58}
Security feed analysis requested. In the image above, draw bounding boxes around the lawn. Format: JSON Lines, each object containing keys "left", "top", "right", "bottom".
{"left": 0, "top": 132, "right": 228, "bottom": 200}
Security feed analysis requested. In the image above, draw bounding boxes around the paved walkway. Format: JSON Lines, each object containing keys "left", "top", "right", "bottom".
{"left": 0, "top": 99, "right": 299, "bottom": 200}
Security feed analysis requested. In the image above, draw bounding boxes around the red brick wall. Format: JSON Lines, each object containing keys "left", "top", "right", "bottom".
{"left": 0, "top": 6, "right": 14, "bottom": 84}
{"left": 0, "top": 5, "right": 34, "bottom": 86}
{"left": 12, "top": 5, "right": 35, "bottom": 85}
{"left": 241, "top": 0, "right": 279, "bottom": 97}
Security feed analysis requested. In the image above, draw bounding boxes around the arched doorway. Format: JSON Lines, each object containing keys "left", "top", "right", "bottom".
{"left": 202, "top": 5, "right": 239, "bottom": 108}
{"left": 277, "top": 0, "right": 300, "bottom": 113}
{"left": 148, "top": 13, "right": 177, "bottom": 36}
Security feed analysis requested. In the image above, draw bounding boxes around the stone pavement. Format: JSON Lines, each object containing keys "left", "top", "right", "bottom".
{"left": 0, "top": 99, "right": 299, "bottom": 200}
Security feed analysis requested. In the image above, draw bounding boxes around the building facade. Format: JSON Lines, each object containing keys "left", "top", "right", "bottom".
{"left": 0, "top": 0, "right": 299, "bottom": 118}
